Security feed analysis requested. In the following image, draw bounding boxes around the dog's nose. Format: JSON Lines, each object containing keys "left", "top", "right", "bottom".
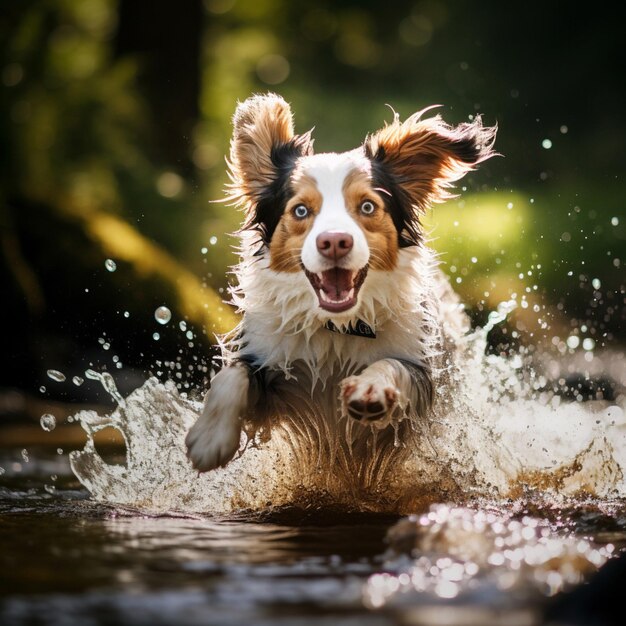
{"left": 316, "top": 231, "right": 353, "bottom": 260}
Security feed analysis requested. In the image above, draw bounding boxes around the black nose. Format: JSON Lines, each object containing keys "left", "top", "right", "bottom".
{"left": 316, "top": 231, "right": 353, "bottom": 260}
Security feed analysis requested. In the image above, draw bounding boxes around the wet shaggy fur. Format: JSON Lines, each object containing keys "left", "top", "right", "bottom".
{"left": 186, "top": 93, "right": 496, "bottom": 500}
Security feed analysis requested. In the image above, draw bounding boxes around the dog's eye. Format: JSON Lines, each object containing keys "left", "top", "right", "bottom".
{"left": 360, "top": 200, "right": 376, "bottom": 215}
{"left": 293, "top": 204, "right": 309, "bottom": 219}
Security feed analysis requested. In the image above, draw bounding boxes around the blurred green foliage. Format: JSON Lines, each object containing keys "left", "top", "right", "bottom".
{"left": 1, "top": 0, "right": 624, "bottom": 392}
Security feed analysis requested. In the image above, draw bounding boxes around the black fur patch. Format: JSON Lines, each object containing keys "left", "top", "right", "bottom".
{"left": 395, "top": 358, "right": 434, "bottom": 417}
{"left": 441, "top": 122, "right": 495, "bottom": 164}
{"left": 244, "top": 133, "right": 313, "bottom": 246}
{"left": 364, "top": 117, "right": 495, "bottom": 248}
{"left": 367, "top": 148, "right": 422, "bottom": 248}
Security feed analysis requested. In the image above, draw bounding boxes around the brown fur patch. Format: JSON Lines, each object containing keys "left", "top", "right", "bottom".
{"left": 342, "top": 169, "right": 398, "bottom": 271}
{"left": 269, "top": 173, "right": 322, "bottom": 272}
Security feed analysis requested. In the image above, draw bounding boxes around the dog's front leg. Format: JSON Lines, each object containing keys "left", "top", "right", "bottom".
{"left": 185, "top": 363, "right": 255, "bottom": 472}
{"left": 340, "top": 358, "right": 433, "bottom": 425}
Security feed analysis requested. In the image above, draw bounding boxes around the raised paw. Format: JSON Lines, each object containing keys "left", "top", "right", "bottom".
{"left": 340, "top": 375, "right": 398, "bottom": 424}
{"left": 185, "top": 411, "right": 241, "bottom": 472}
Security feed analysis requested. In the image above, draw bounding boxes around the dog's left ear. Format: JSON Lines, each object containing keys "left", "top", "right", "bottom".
{"left": 364, "top": 109, "right": 497, "bottom": 244}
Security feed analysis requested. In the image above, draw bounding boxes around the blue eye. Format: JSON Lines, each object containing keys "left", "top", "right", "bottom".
{"left": 360, "top": 200, "right": 376, "bottom": 215}
{"left": 293, "top": 204, "right": 309, "bottom": 219}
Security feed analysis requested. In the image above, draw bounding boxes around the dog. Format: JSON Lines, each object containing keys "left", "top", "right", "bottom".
{"left": 186, "top": 93, "right": 496, "bottom": 490}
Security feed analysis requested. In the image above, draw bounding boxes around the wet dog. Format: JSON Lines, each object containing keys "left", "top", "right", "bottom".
{"left": 186, "top": 93, "right": 496, "bottom": 475}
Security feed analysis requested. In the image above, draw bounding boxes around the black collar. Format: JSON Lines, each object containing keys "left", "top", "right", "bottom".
{"left": 324, "top": 320, "right": 376, "bottom": 339}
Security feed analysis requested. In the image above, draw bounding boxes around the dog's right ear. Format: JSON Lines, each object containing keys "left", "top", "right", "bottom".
{"left": 227, "top": 94, "right": 314, "bottom": 238}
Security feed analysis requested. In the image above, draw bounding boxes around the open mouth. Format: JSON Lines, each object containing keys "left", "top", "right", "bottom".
{"left": 304, "top": 265, "right": 369, "bottom": 313}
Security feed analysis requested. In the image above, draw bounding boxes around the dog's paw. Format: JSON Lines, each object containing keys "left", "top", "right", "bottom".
{"left": 185, "top": 409, "right": 241, "bottom": 472}
{"left": 185, "top": 410, "right": 241, "bottom": 472}
{"left": 340, "top": 375, "right": 399, "bottom": 424}
{"left": 185, "top": 367, "right": 249, "bottom": 472}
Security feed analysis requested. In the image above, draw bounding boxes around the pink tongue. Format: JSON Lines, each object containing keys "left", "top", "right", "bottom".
{"left": 321, "top": 268, "right": 353, "bottom": 299}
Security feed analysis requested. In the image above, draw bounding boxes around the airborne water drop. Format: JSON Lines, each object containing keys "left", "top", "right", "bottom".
{"left": 40, "top": 414, "right": 56, "bottom": 432}
{"left": 155, "top": 306, "right": 172, "bottom": 325}
{"left": 47, "top": 369, "right": 66, "bottom": 383}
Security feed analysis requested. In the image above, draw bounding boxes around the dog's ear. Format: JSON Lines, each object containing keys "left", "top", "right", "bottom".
{"left": 364, "top": 109, "right": 497, "bottom": 245}
{"left": 227, "top": 94, "right": 314, "bottom": 238}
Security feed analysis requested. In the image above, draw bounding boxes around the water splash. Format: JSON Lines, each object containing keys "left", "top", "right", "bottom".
{"left": 68, "top": 300, "right": 626, "bottom": 515}
{"left": 84, "top": 369, "right": 126, "bottom": 407}
{"left": 69, "top": 378, "right": 292, "bottom": 512}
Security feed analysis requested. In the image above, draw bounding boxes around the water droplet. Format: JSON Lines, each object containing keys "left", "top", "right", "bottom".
{"left": 179, "top": 321, "right": 187, "bottom": 332}
{"left": 123, "top": 311, "right": 130, "bottom": 318}
{"left": 201, "top": 247, "right": 208, "bottom": 254}
{"left": 566, "top": 336, "right": 580, "bottom": 349}
{"left": 85, "top": 369, "right": 125, "bottom": 406}
{"left": 105, "top": 259, "right": 117, "bottom": 272}
{"left": 209, "top": 236, "right": 218, "bottom": 245}
{"left": 72, "top": 376, "right": 84, "bottom": 386}
{"left": 592, "top": 278, "right": 601, "bottom": 289}
{"left": 21, "top": 449, "right": 29, "bottom": 462}
{"left": 47, "top": 369, "right": 66, "bottom": 383}
{"left": 40, "top": 414, "right": 56, "bottom": 432}
{"left": 39, "top": 386, "right": 46, "bottom": 393}
{"left": 582, "top": 338, "right": 595, "bottom": 351}
{"left": 155, "top": 306, "right": 171, "bottom": 325}
{"left": 153, "top": 332, "right": 160, "bottom": 341}
{"left": 56, "top": 448, "right": 63, "bottom": 455}
{"left": 541, "top": 139, "right": 552, "bottom": 149}
{"left": 560, "top": 125, "right": 568, "bottom": 134}
{"left": 611, "top": 217, "right": 619, "bottom": 226}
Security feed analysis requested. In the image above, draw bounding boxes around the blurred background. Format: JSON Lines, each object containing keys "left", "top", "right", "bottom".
{"left": 1, "top": 0, "right": 624, "bottom": 421}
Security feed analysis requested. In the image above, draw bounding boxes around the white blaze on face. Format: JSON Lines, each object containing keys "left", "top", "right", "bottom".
{"left": 300, "top": 153, "right": 370, "bottom": 274}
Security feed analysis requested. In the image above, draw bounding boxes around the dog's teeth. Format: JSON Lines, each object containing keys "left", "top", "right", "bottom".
{"left": 319, "top": 289, "right": 354, "bottom": 305}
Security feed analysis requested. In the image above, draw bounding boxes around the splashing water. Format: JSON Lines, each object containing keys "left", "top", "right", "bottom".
{"left": 84, "top": 369, "right": 126, "bottom": 407}
{"left": 68, "top": 301, "right": 626, "bottom": 516}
